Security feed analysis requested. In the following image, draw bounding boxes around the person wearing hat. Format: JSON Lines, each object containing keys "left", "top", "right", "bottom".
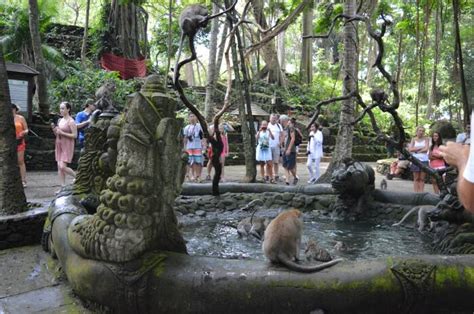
{"left": 75, "top": 99, "right": 96, "bottom": 148}
{"left": 12, "top": 104, "right": 29, "bottom": 187}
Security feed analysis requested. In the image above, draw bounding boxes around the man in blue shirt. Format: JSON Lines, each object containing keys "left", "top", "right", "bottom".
{"left": 75, "top": 99, "right": 96, "bottom": 148}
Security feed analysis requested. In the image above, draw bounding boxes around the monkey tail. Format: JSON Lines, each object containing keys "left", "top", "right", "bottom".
{"left": 392, "top": 206, "right": 419, "bottom": 227}
{"left": 279, "top": 256, "right": 343, "bottom": 273}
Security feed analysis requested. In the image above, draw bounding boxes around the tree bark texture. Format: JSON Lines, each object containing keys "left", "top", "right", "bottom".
{"left": 164, "top": 0, "right": 173, "bottom": 89}
{"left": 107, "top": 0, "right": 146, "bottom": 59}
{"left": 28, "top": 0, "right": 49, "bottom": 116}
{"left": 452, "top": 0, "right": 470, "bottom": 126}
{"left": 215, "top": 22, "right": 229, "bottom": 78}
{"left": 317, "top": 0, "right": 358, "bottom": 183}
{"left": 0, "top": 49, "right": 27, "bottom": 215}
{"left": 226, "top": 12, "right": 256, "bottom": 182}
{"left": 277, "top": 31, "right": 286, "bottom": 72}
{"left": 251, "top": 0, "right": 286, "bottom": 86}
{"left": 204, "top": 3, "right": 220, "bottom": 122}
{"left": 426, "top": 3, "right": 442, "bottom": 119}
{"left": 81, "top": 0, "right": 91, "bottom": 67}
{"left": 300, "top": 2, "right": 313, "bottom": 84}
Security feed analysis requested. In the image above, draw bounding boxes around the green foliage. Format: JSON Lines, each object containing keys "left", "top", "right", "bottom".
{"left": 49, "top": 62, "right": 141, "bottom": 113}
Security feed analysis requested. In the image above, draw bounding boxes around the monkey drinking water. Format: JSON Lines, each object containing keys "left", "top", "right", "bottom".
{"left": 392, "top": 205, "right": 436, "bottom": 232}
{"left": 237, "top": 217, "right": 270, "bottom": 240}
{"left": 262, "top": 209, "right": 342, "bottom": 272}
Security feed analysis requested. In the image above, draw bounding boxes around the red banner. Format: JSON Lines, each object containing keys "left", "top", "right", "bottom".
{"left": 100, "top": 53, "right": 147, "bottom": 79}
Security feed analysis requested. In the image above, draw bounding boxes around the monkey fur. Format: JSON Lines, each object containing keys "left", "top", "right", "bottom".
{"left": 380, "top": 179, "right": 387, "bottom": 190}
{"left": 262, "top": 209, "right": 342, "bottom": 272}
{"left": 392, "top": 205, "right": 436, "bottom": 232}
{"left": 305, "top": 239, "right": 333, "bottom": 262}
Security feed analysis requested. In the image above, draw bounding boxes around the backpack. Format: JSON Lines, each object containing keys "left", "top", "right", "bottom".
{"left": 294, "top": 128, "right": 302, "bottom": 146}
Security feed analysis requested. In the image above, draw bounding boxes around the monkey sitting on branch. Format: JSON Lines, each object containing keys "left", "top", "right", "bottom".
{"left": 173, "top": 1, "right": 237, "bottom": 196}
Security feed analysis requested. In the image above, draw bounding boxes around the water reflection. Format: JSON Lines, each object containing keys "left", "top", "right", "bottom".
{"left": 179, "top": 209, "right": 432, "bottom": 261}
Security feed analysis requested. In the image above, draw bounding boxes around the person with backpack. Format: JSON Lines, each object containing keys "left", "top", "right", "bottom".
{"left": 280, "top": 115, "right": 298, "bottom": 185}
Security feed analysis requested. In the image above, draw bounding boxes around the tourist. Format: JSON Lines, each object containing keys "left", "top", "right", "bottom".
{"left": 205, "top": 123, "right": 230, "bottom": 182}
{"left": 439, "top": 112, "right": 474, "bottom": 212}
{"left": 408, "top": 126, "right": 430, "bottom": 192}
{"left": 75, "top": 99, "right": 96, "bottom": 149}
{"left": 307, "top": 123, "right": 323, "bottom": 183}
{"left": 268, "top": 114, "right": 283, "bottom": 181}
{"left": 456, "top": 124, "right": 470, "bottom": 144}
{"left": 183, "top": 113, "right": 205, "bottom": 182}
{"left": 256, "top": 120, "right": 274, "bottom": 183}
{"left": 280, "top": 115, "right": 298, "bottom": 185}
{"left": 12, "top": 104, "right": 29, "bottom": 187}
{"left": 429, "top": 132, "right": 446, "bottom": 194}
{"left": 52, "top": 102, "right": 77, "bottom": 190}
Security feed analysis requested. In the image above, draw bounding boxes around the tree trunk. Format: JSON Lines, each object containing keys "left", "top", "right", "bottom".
{"left": 366, "top": 38, "right": 377, "bottom": 86}
{"left": 426, "top": 3, "right": 442, "bottom": 119}
{"left": 164, "top": 0, "right": 173, "bottom": 89}
{"left": 395, "top": 32, "right": 403, "bottom": 102}
{"left": 184, "top": 62, "right": 195, "bottom": 87}
{"left": 204, "top": 3, "right": 220, "bottom": 122}
{"left": 452, "top": 0, "right": 470, "bottom": 126}
{"left": 28, "top": 0, "right": 49, "bottom": 116}
{"left": 0, "top": 49, "right": 28, "bottom": 215}
{"left": 317, "top": 0, "right": 357, "bottom": 183}
{"left": 107, "top": 0, "right": 145, "bottom": 59}
{"left": 226, "top": 7, "right": 256, "bottom": 182}
{"left": 215, "top": 22, "right": 229, "bottom": 78}
{"left": 81, "top": 0, "right": 91, "bottom": 67}
{"left": 251, "top": 0, "right": 286, "bottom": 86}
{"left": 300, "top": 3, "right": 313, "bottom": 84}
{"left": 277, "top": 31, "right": 286, "bottom": 72}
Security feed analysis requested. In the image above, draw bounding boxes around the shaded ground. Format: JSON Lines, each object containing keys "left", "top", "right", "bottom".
{"left": 1, "top": 162, "right": 431, "bottom": 312}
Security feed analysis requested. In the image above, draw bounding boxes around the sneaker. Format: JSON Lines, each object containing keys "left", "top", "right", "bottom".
{"left": 275, "top": 175, "right": 280, "bottom": 182}
{"left": 205, "top": 175, "right": 211, "bottom": 181}
{"left": 293, "top": 177, "right": 299, "bottom": 185}
{"left": 307, "top": 178, "right": 315, "bottom": 184}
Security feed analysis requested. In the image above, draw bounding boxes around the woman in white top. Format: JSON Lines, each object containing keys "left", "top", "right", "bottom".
{"left": 307, "top": 123, "right": 323, "bottom": 183}
{"left": 256, "top": 120, "right": 275, "bottom": 183}
{"left": 408, "top": 126, "right": 430, "bottom": 192}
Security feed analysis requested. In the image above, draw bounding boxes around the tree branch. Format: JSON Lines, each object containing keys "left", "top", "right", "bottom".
{"left": 305, "top": 92, "right": 357, "bottom": 129}
{"left": 245, "top": 0, "right": 311, "bottom": 57}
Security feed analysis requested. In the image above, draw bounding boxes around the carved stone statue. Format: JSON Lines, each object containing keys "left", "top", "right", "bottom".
{"left": 48, "top": 75, "right": 188, "bottom": 262}
{"left": 330, "top": 158, "right": 375, "bottom": 215}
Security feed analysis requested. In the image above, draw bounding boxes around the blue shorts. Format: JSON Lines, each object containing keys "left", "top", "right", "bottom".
{"left": 410, "top": 160, "right": 429, "bottom": 172}
{"left": 282, "top": 152, "right": 296, "bottom": 170}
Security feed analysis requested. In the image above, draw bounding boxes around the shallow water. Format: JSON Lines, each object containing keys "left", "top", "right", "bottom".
{"left": 179, "top": 209, "right": 433, "bottom": 261}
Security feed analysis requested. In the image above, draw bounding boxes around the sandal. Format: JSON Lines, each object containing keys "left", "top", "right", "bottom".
{"left": 22, "top": 181, "right": 27, "bottom": 188}
{"left": 270, "top": 178, "right": 276, "bottom": 184}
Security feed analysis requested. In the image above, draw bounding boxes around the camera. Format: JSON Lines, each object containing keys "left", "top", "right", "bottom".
{"left": 187, "top": 135, "right": 194, "bottom": 141}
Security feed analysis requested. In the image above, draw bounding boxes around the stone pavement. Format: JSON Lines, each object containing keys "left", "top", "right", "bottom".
{"left": 1, "top": 162, "right": 433, "bottom": 313}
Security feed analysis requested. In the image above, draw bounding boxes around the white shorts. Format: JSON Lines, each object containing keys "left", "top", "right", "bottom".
{"left": 270, "top": 146, "right": 280, "bottom": 163}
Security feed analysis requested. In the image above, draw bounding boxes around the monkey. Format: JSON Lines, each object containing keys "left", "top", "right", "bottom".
{"left": 237, "top": 216, "right": 271, "bottom": 240}
{"left": 262, "top": 209, "right": 342, "bottom": 272}
{"left": 380, "top": 178, "right": 387, "bottom": 190}
{"left": 305, "top": 239, "right": 333, "bottom": 262}
{"left": 392, "top": 205, "right": 437, "bottom": 232}
{"left": 94, "top": 81, "right": 117, "bottom": 112}
{"left": 172, "top": 5, "right": 210, "bottom": 85}
{"left": 370, "top": 88, "right": 390, "bottom": 105}
{"left": 237, "top": 199, "right": 267, "bottom": 240}
{"left": 173, "top": 1, "right": 237, "bottom": 86}
{"left": 333, "top": 241, "right": 348, "bottom": 252}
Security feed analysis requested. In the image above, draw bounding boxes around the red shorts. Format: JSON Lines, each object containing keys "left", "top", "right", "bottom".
{"left": 17, "top": 139, "right": 26, "bottom": 152}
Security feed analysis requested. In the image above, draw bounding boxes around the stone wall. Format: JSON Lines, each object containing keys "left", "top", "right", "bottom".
{"left": 0, "top": 207, "right": 48, "bottom": 250}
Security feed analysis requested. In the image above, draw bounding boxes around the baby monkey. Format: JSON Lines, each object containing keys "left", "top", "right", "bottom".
{"left": 305, "top": 239, "right": 333, "bottom": 262}
{"left": 262, "top": 209, "right": 342, "bottom": 272}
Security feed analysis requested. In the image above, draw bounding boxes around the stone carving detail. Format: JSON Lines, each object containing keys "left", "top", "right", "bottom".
{"left": 330, "top": 159, "right": 375, "bottom": 215}
{"left": 390, "top": 259, "right": 436, "bottom": 312}
{"left": 67, "top": 75, "right": 188, "bottom": 262}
